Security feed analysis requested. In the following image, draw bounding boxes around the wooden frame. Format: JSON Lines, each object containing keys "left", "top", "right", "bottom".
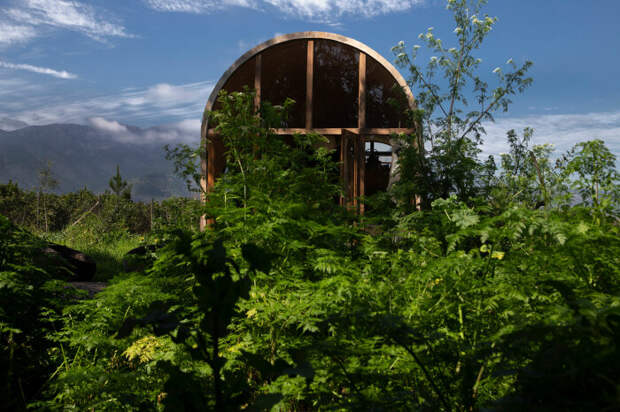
{"left": 200, "top": 32, "right": 417, "bottom": 229}
{"left": 207, "top": 128, "right": 415, "bottom": 137}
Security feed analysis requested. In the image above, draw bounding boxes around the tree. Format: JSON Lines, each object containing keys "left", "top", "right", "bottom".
{"left": 38, "top": 160, "right": 58, "bottom": 232}
{"left": 391, "top": 0, "right": 533, "bottom": 208}
{"left": 108, "top": 164, "right": 131, "bottom": 200}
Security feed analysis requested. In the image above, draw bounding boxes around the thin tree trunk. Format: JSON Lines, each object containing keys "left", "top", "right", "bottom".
{"left": 150, "top": 199, "right": 154, "bottom": 232}
{"left": 43, "top": 192, "right": 48, "bottom": 232}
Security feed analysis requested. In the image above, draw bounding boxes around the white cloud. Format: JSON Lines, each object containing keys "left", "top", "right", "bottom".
{"left": 87, "top": 116, "right": 201, "bottom": 145}
{"left": 1, "top": 80, "right": 215, "bottom": 129}
{"left": 174, "top": 118, "right": 202, "bottom": 133}
{"left": 481, "top": 110, "right": 620, "bottom": 160}
{"left": 144, "top": 0, "right": 256, "bottom": 13}
{"left": 89, "top": 117, "right": 128, "bottom": 133}
{"left": 0, "top": 59, "right": 77, "bottom": 79}
{"left": 0, "top": 22, "right": 37, "bottom": 46}
{"left": 2, "top": 0, "right": 131, "bottom": 44}
{"left": 143, "top": 0, "right": 424, "bottom": 22}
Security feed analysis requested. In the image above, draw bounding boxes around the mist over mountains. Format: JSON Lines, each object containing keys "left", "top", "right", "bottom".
{"left": 0, "top": 119, "right": 200, "bottom": 201}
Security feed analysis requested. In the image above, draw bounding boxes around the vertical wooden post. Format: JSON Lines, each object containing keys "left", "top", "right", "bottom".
{"left": 207, "top": 138, "right": 216, "bottom": 190}
{"left": 357, "top": 53, "right": 367, "bottom": 213}
{"left": 254, "top": 54, "right": 262, "bottom": 110}
{"left": 305, "top": 40, "right": 314, "bottom": 129}
{"left": 341, "top": 134, "right": 349, "bottom": 206}
{"left": 359, "top": 136, "right": 365, "bottom": 214}
{"left": 358, "top": 53, "right": 366, "bottom": 130}
{"left": 353, "top": 134, "right": 359, "bottom": 208}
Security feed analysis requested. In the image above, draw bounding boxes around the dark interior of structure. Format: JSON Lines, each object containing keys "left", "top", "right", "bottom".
{"left": 204, "top": 33, "right": 415, "bottom": 214}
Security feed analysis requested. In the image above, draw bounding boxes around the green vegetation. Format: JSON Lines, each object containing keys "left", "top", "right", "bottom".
{"left": 1, "top": 1, "right": 619, "bottom": 410}
{"left": 0, "top": 183, "right": 202, "bottom": 281}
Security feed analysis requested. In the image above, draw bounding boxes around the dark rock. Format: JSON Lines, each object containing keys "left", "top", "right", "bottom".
{"left": 122, "top": 244, "right": 161, "bottom": 273}
{"left": 41, "top": 243, "right": 97, "bottom": 281}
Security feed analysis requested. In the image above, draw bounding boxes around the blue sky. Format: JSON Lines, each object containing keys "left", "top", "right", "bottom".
{"left": 0, "top": 0, "right": 619, "bottom": 158}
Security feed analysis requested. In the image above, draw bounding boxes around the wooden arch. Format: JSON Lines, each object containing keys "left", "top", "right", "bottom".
{"left": 200, "top": 32, "right": 417, "bottom": 228}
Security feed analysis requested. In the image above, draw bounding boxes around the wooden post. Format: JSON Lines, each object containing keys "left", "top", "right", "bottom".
{"left": 207, "top": 138, "right": 216, "bottom": 190}
{"left": 341, "top": 134, "right": 349, "bottom": 206}
{"left": 254, "top": 54, "right": 262, "bottom": 110}
{"left": 305, "top": 40, "right": 314, "bottom": 129}
{"left": 359, "top": 136, "right": 365, "bottom": 214}
{"left": 353, "top": 134, "right": 359, "bottom": 208}
{"left": 203, "top": 137, "right": 217, "bottom": 228}
{"left": 358, "top": 53, "right": 366, "bottom": 130}
{"left": 357, "top": 53, "right": 367, "bottom": 213}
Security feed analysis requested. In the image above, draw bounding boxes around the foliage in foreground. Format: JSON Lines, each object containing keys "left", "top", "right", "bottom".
{"left": 13, "top": 86, "right": 617, "bottom": 411}
{"left": 0, "top": 215, "right": 79, "bottom": 411}
{"left": 2, "top": 0, "right": 619, "bottom": 410}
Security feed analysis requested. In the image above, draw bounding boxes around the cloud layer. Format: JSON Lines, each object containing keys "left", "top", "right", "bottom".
{"left": 481, "top": 111, "right": 620, "bottom": 160}
{"left": 88, "top": 116, "right": 201, "bottom": 144}
{"left": 0, "top": 60, "right": 77, "bottom": 79}
{"left": 0, "top": 22, "right": 37, "bottom": 46}
{"left": 144, "top": 0, "right": 424, "bottom": 22}
{"left": 0, "top": 0, "right": 131, "bottom": 46}
{"left": 1, "top": 80, "right": 214, "bottom": 128}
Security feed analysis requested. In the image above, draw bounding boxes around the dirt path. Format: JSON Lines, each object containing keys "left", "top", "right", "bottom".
{"left": 67, "top": 282, "right": 108, "bottom": 297}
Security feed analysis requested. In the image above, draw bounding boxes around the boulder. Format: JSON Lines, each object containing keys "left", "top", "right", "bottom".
{"left": 122, "top": 244, "right": 161, "bottom": 273}
{"left": 41, "top": 243, "right": 96, "bottom": 281}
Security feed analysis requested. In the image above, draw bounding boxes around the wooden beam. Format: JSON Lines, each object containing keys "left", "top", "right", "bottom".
{"left": 272, "top": 128, "right": 343, "bottom": 135}
{"left": 357, "top": 54, "right": 367, "bottom": 214}
{"left": 358, "top": 53, "right": 366, "bottom": 129}
{"left": 305, "top": 40, "right": 314, "bottom": 129}
{"left": 341, "top": 134, "right": 349, "bottom": 206}
{"left": 254, "top": 54, "right": 262, "bottom": 110}
{"left": 359, "top": 135, "right": 365, "bottom": 214}
{"left": 207, "top": 138, "right": 216, "bottom": 190}
{"left": 209, "top": 128, "right": 415, "bottom": 138}
{"left": 255, "top": 127, "right": 416, "bottom": 136}
{"left": 360, "top": 128, "right": 414, "bottom": 135}
{"left": 353, "top": 133, "right": 359, "bottom": 208}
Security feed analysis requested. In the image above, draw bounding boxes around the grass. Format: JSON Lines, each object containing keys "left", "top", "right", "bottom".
{"left": 39, "top": 218, "right": 143, "bottom": 281}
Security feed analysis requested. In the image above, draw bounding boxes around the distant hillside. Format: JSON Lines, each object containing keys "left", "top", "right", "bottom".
{"left": 0, "top": 123, "right": 197, "bottom": 201}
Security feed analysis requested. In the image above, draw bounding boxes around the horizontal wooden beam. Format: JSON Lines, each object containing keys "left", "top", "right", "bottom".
{"left": 273, "top": 128, "right": 415, "bottom": 136}
{"left": 207, "top": 127, "right": 415, "bottom": 137}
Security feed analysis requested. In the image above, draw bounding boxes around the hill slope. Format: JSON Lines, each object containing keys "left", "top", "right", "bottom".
{"left": 0, "top": 123, "right": 196, "bottom": 200}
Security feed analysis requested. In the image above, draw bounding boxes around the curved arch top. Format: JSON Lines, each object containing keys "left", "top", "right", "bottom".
{"left": 201, "top": 31, "right": 415, "bottom": 135}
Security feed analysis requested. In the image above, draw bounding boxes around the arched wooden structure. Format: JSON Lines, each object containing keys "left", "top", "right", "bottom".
{"left": 201, "top": 32, "right": 417, "bottom": 228}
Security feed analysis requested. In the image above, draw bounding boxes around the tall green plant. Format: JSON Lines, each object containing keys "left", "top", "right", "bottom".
{"left": 38, "top": 160, "right": 59, "bottom": 232}
{"left": 564, "top": 139, "right": 619, "bottom": 219}
{"left": 392, "top": 0, "right": 533, "bottom": 207}
{"left": 493, "top": 128, "right": 569, "bottom": 210}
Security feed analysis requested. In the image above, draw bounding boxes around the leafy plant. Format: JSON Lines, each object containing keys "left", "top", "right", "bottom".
{"left": 392, "top": 0, "right": 533, "bottom": 207}
{"left": 564, "top": 139, "right": 619, "bottom": 219}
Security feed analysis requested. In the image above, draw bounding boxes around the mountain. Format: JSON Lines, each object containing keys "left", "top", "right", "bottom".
{"left": 0, "top": 123, "right": 198, "bottom": 201}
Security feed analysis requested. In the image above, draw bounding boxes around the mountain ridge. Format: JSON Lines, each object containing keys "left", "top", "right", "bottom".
{"left": 0, "top": 122, "right": 197, "bottom": 201}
